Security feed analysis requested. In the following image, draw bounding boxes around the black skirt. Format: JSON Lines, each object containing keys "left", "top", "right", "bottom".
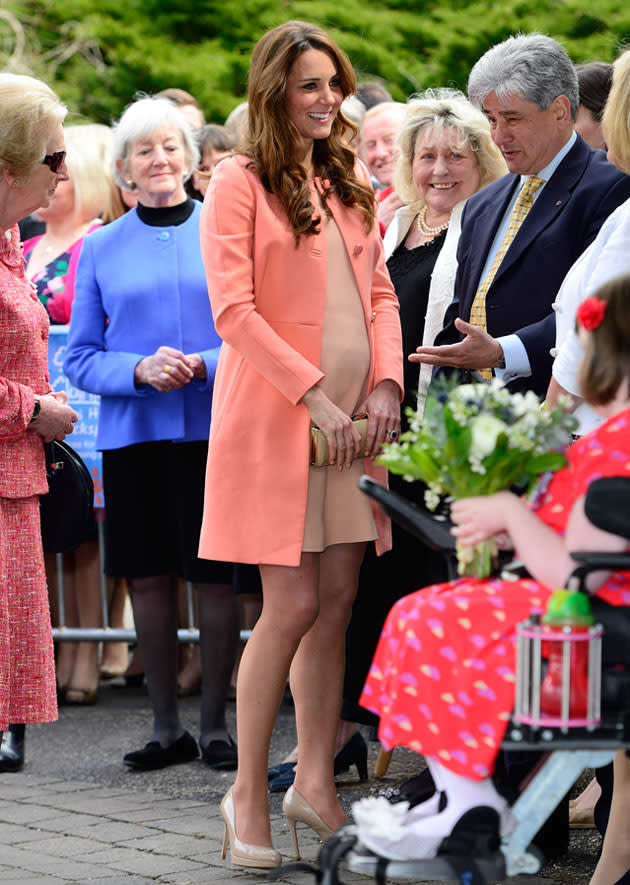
{"left": 102, "top": 439, "right": 233, "bottom": 584}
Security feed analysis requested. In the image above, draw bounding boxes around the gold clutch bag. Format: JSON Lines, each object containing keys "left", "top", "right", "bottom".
{"left": 310, "top": 416, "right": 369, "bottom": 467}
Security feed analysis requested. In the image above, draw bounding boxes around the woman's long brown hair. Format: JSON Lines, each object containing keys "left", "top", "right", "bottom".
{"left": 240, "top": 21, "right": 375, "bottom": 244}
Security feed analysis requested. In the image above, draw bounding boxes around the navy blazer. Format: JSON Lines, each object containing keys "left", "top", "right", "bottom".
{"left": 435, "top": 135, "right": 630, "bottom": 396}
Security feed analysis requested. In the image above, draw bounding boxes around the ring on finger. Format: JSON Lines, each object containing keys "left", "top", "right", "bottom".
{"left": 164, "top": 364, "right": 172, "bottom": 374}
{"left": 388, "top": 429, "right": 398, "bottom": 440}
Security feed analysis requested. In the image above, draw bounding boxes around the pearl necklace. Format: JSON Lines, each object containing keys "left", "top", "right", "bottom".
{"left": 416, "top": 204, "right": 450, "bottom": 238}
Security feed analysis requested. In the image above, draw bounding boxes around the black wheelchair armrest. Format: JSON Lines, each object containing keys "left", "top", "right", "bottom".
{"left": 359, "top": 475, "right": 455, "bottom": 553}
{"left": 570, "top": 551, "right": 630, "bottom": 586}
{"left": 568, "top": 477, "right": 630, "bottom": 590}
{"left": 585, "top": 476, "right": 630, "bottom": 539}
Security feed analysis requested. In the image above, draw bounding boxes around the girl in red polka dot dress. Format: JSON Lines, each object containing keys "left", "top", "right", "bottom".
{"left": 356, "top": 274, "right": 630, "bottom": 863}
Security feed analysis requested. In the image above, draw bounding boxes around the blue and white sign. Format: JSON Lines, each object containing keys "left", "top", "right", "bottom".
{"left": 48, "top": 326, "right": 104, "bottom": 508}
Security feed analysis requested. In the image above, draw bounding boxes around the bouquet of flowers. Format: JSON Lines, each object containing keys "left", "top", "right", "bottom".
{"left": 378, "top": 379, "right": 578, "bottom": 578}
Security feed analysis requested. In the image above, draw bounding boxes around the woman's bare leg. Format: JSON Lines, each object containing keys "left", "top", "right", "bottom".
{"left": 47, "top": 552, "right": 77, "bottom": 691}
{"left": 231, "top": 554, "right": 320, "bottom": 848}
{"left": 291, "top": 542, "right": 366, "bottom": 828}
{"left": 590, "top": 750, "right": 630, "bottom": 885}
{"left": 101, "top": 577, "right": 130, "bottom": 676}
{"left": 67, "top": 540, "right": 102, "bottom": 699}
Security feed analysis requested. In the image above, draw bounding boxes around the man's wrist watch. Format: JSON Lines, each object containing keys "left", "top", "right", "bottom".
{"left": 495, "top": 349, "right": 506, "bottom": 370}
{"left": 29, "top": 395, "right": 41, "bottom": 424}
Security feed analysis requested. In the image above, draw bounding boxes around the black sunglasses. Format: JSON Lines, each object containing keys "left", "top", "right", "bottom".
{"left": 41, "top": 150, "right": 66, "bottom": 173}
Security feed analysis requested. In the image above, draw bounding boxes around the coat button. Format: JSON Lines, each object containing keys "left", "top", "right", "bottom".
{"left": 158, "top": 231, "right": 170, "bottom": 241}
{"left": 353, "top": 244, "right": 363, "bottom": 255}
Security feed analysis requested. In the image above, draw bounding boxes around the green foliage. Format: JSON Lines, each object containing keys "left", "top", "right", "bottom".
{"left": 2, "top": 0, "right": 630, "bottom": 124}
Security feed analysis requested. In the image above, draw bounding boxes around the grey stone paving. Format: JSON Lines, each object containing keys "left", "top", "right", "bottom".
{"left": 0, "top": 679, "right": 601, "bottom": 883}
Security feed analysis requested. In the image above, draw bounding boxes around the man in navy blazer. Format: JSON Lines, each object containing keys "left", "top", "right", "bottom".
{"left": 412, "top": 34, "right": 630, "bottom": 397}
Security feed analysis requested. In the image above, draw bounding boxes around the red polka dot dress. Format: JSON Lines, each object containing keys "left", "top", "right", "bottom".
{"left": 360, "top": 410, "right": 630, "bottom": 779}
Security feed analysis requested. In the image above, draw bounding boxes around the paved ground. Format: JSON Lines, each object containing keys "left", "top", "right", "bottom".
{"left": 0, "top": 678, "right": 602, "bottom": 883}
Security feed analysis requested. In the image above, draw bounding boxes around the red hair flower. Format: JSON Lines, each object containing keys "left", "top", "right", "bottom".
{"left": 577, "top": 296, "right": 606, "bottom": 331}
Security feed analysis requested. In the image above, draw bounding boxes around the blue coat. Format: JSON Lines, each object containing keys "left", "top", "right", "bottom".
{"left": 63, "top": 203, "right": 221, "bottom": 450}
{"left": 435, "top": 135, "right": 630, "bottom": 396}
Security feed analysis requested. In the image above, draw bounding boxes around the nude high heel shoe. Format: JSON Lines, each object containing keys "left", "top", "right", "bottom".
{"left": 282, "top": 785, "right": 335, "bottom": 860}
{"left": 220, "top": 788, "right": 281, "bottom": 869}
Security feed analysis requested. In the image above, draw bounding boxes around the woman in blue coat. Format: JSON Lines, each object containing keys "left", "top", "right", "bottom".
{"left": 64, "top": 96, "right": 238, "bottom": 771}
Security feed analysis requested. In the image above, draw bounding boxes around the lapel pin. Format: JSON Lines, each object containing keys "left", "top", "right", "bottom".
{"left": 556, "top": 200, "right": 562, "bottom": 206}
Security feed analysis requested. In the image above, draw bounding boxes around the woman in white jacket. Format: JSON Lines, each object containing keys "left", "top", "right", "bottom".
{"left": 383, "top": 91, "right": 506, "bottom": 421}
{"left": 547, "top": 50, "right": 630, "bottom": 440}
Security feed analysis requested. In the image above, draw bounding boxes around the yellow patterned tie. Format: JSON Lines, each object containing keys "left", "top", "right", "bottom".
{"left": 469, "top": 175, "right": 544, "bottom": 380}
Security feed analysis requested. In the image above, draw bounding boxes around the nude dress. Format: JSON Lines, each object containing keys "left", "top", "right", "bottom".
{"left": 302, "top": 205, "right": 377, "bottom": 552}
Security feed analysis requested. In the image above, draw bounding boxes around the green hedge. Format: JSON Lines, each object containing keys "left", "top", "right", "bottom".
{"left": 2, "top": 0, "right": 630, "bottom": 123}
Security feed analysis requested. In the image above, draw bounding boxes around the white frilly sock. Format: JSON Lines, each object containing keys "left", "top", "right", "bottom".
{"left": 428, "top": 759, "right": 506, "bottom": 815}
{"left": 357, "top": 757, "right": 510, "bottom": 861}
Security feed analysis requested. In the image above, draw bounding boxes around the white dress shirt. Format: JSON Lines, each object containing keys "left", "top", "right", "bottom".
{"left": 551, "top": 195, "right": 630, "bottom": 433}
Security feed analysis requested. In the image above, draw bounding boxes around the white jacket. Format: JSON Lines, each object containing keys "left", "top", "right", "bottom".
{"left": 384, "top": 201, "right": 464, "bottom": 416}
{"left": 552, "top": 195, "right": 630, "bottom": 434}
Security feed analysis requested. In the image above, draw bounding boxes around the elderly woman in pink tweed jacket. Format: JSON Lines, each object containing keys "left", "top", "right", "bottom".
{"left": 0, "top": 74, "right": 78, "bottom": 744}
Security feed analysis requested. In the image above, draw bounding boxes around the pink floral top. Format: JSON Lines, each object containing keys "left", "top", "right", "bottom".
{"left": 23, "top": 222, "right": 101, "bottom": 324}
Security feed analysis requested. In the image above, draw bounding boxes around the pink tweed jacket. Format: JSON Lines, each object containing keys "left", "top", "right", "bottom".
{"left": 0, "top": 226, "right": 51, "bottom": 498}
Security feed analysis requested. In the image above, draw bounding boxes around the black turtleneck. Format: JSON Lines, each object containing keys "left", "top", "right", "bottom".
{"left": 136, "top": 198, "right": 195, "bottom": 227}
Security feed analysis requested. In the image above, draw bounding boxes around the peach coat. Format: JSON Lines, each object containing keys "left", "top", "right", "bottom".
{"left": 198, "top": 156, "right": 404, "bottom": 567}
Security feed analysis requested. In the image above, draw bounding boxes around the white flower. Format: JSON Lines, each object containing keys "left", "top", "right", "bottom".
{"left": 557, "top": 393, "right": 576, "bottom": 411}
{"left": 452, "top": 384, "right": 479, "bottom": 400}
{"left": 424, "top": 484, "right": 442, "bottom": 511}
{"left": 352, "top": 796, "right": 410, "bottom": 841}
{"left": 509, "top": 393, "right": 527, "bottom": 417}
{"left": 470, "top": 414, "right": 507, "bottom": 460}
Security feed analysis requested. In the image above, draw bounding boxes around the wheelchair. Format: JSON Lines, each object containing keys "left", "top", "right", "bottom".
{"left": 270, "top": 475, "right": 630, "bottom": 885}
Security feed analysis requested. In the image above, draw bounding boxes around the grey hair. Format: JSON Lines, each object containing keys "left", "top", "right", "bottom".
{"left": 340, "top": 95, "right": 366, "bottom": 129}
{"left": 112, "top": 95, "right": 200, "bottom": 190}
{"left": 363, "top": 100, "right": 407, "bottom": 126}
{"left": 467, "top": 33, "right": 579, "bottom": 118}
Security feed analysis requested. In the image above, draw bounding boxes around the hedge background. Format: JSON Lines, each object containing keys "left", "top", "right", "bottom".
{"left": 2, "top": 0, "right": 630, "bottom": 124}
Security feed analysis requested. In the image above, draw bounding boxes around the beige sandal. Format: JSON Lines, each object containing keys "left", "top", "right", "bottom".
{"left": 569, "top": 805, "right": 596, "bottom": 828}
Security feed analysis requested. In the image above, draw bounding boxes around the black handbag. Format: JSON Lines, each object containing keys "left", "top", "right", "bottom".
{"left": 40, "top": 439, "right": 95, "bottom": 554}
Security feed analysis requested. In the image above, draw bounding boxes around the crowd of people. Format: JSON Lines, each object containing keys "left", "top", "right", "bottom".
{"left": 1, "top": 18, "right": 630, "bottom": 885}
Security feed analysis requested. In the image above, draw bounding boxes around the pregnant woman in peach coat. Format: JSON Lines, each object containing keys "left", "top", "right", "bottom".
{"left": 199, "top": 20, "right": 403, "bottom": 870}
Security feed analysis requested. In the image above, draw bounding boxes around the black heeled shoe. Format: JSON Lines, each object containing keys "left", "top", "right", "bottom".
{"left": 334, "top": 731, "right": 368, "bottom": 781}
{"left": 269, "top": 731, "right": 368, "bottom": 792}
{"left": 0, "top": 724, "right": 25, "bottom": 772}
